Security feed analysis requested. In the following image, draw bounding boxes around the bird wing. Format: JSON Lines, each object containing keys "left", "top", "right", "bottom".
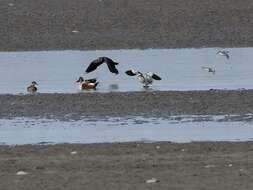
{"left": 152, "top": 73, "right": 161, "bottom": 80}
{"left": 103, "top": 57, "right": 119, "bottom": 74}
{"left": 104, "top": 57, "right": 119, "bottom": 65}
{"left": 201, "top": 66, "right": 210, "bottom": 71}
{"left": 225, "top": 53, "right": 230, "bottom": 59}
{"left": 106, "top": 63, "right": 119, "bottom": 74}
{"left": 85, "top": 78, "right": 97, "bottom": 83}
{"left": 85, "top": 58, "right": 104, "bottom": 73}
{"left": 125, "top": 70, "right": 137, "bottom": 76}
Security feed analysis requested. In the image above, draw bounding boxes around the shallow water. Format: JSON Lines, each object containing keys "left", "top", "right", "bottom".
{"left": 0, "top": 47, "right": 252, "bottom": 93}
{"left": 1, "top": 115, "right": 253, "bottom": 145}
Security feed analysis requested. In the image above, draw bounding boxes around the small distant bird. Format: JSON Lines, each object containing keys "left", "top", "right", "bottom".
{"left": 217, "top": 50, "right": 229, "bottom": 59}
{"left": 27, "top": 81, "right": 38, "bottom": 93}
{"left": 125, "top": 69, "right": 161, "bottom": 87}
{"left": 85, "top": 57, "right": 119, "bottom": 74}
{"left": 76, "top": 77, "right": 99, "bottom": 90}
{"left": 201, "top": 66, "right": 216, "bottom": 74}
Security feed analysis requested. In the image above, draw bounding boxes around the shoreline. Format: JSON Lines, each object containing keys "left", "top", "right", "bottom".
{"left": 1, "top": 90, "right": 253, "bottom": 119}
{"left": 1, "top": 142, "right": 253, "bottom": 189}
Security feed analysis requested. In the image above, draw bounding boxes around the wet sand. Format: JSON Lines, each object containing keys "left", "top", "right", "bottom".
{"left": 1, "top": 90, "right": 253, "bottom": 119}
{"left": 1, "top": 142, "right": 253, "bottom": 190}
{"left": 1, "top": 0, "right": 253, "bottom": 51}
{"left": 2, "top": 0, "right": 253, "bottom": 189}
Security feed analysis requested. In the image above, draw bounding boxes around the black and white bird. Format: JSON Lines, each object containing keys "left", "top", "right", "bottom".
{"left": 76, "top": 77, "right": 99, "bottom": 90}
{"left": 217, "top": 50, "right": 230, "bottom": 59}
{"left": 85, "top": 57, "right": 119, "bottom": 74}
{"left": 125, "top": 69, "right": 162, "bottom": 87}
{"left": 201, "top": 66, "right": 216, "bottom": 74}
{"left": 27, "top": 81, "right": 38, "bottom": 93}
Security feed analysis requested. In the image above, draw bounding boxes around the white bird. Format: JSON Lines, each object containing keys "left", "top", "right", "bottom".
{"left": 217, "top": 50, "right": 230, "bottom": 59}
{"left": 125, "top": 69, "right": 161, "bottom": 88}
{"left": 201, "top": 66, "right": 216, "bottom": 74}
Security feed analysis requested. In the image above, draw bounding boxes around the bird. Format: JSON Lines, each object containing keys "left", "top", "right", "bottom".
{"left": 201, "top": 66, "right": 216, "bottom": 74}
{"left": 85, "top": 57, "right": 119, "bottom": 74}
{"left": 76, "top": 77, "right": 99, "bottom": 90}
{"left": 125, "top": 69, "right": 162, "bottom": 87}
{"left": 27, "top": 81, "right": 38, "bottom": 93}
{"left": 217, "top": 50, "right": 229, "bottom": 59}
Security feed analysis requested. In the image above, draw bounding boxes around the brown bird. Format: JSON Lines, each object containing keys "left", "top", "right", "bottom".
{"left": 85, "top": 57, "right": 119, "bottom": 74}
{"left": 27, "top": 81, "right": 38, "bottom": 93}
{"left": 76, "top": 77, "right": 99, "bottom": 90}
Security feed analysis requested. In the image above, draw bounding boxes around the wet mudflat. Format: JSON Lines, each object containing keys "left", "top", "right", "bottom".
{"left": 1, "top": 0, "right": 253, "bottom": 51}
{"left": 1, "top": 142, "right": 253, "bottom": 190}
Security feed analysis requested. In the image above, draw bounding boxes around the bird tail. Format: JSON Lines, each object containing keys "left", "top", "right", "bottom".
{"left": 94, "top": 82, "right": 99, "bottom": 88}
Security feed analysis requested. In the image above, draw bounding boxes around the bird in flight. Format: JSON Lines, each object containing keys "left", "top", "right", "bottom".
{"left": 125, "top": 69, "right": 161, "bottom": 88}
{"left": 217, "top": 50, "right": 230, "bottom": 59}
{"left": 201, "top": 66, "right": 216, "bottom": 74}
{"left": 85, "top": 57, "right": 119, "bottom": 74}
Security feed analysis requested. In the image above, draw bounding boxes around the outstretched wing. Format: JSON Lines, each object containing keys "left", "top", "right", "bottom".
{"left": 104, "top": 57, "right": 119, "bottom": 65}
{"left": 85, "top": 58, "right": 104, "bottom": 73}
{"left": 152, "top": 73, "right": 162, "bottom": 80}
{"left": 107, "top": 63, "right": 119, "bottom": 74}
{"left": 85, "top": 78, "right": 97, "bottom": 83}
{"left": 201, "top": 66, "right": 210, "bottom": 71}
{"left": 103, "top": 57, "right": 119, "bottom": 74}
{"left": 125, "top": 70, "right": 137, "bottom": 76}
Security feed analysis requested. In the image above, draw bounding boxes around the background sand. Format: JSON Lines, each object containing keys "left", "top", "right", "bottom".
{"left": 1, "top": 0, "right": 253, "bottom": 51}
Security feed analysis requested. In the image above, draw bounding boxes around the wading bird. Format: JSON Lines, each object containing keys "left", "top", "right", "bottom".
{"left": 125, "top": 69, "right": 162, "bottom": 88}
{"left": 217, "top": 50, "right": 230, "bottom": 59}
{"left": 85, "top": 57, "right": 119, "bottom": 74}
{"left": 76, "top": 77, "right": 99, "bottom": 90}
{"left": 27, "top": 81, "right": 38, "bottom": 93}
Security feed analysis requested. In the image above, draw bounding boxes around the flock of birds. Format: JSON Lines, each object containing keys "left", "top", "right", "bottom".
{"left": 201, "top": 50, "right": 230, "bottom": 74}
{"left": 26, "top": 50, "right": 229, "bottom": 93}
{"left": 26, "top": 56, "right": 162, "bottom": 93}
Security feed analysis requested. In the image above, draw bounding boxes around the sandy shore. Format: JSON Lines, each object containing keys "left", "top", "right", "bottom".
{"left": 1, "top": 142, "right": 253, "bottom": 190}
{"left": 1, "top": 0, "right": 253, "bottom": 189}
{"left": 1, "top": 0, "right": 253, "bottom": 51}
{"left": 1, "top": 90, "right": 253, "bottom": 119}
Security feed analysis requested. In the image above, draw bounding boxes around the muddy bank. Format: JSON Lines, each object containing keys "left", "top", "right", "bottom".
{"left": 1, "top": 0, "right": 253, "bottom": 51}
{"left": 0, "top": 90, "right": 253, "bottom": 119}
{"left": 0, "top": 142, "right": 253, "bottom": 190}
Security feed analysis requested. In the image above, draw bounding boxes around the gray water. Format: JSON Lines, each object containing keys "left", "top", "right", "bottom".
{"left": 1, "top": 115, "right": 253, "bottom": 145}
{"left": 0, "top": 47, "right": 252, "bottom": 93}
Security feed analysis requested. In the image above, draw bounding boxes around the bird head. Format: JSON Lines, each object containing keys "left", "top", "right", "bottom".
{"left": 31, "top": 81, "right": 38, "bottom": 86}
{"left": 76, "top": 77, "right": 84, "bottom": 83}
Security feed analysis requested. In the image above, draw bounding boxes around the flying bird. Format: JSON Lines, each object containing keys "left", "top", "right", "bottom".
{"left": 76, "top": 77, "right": 99, "bottom": 90}
{"left": 201, "top": 66, "right": 216, "bottom": 74}
{"left": 217, "top": 50, "right": 230, "bottom": 59}
{"left": 125, "top": 69, "right": 161, "bottom": 87}
{"left": 27, "top": 81, "right": 38, "bottom": 93}
{"left": 85, "top": 57, "right": 119, "bottom": 74}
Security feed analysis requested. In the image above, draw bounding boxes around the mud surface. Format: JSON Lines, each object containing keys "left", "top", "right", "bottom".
{"left": 0, "top": 142, "right": 253, "bottom": 190}
{"left": 0, "top": 90, "right": 252, "bottom": 120}
{"left": 1, "top": 0, "right": 253, "bottom": 51}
